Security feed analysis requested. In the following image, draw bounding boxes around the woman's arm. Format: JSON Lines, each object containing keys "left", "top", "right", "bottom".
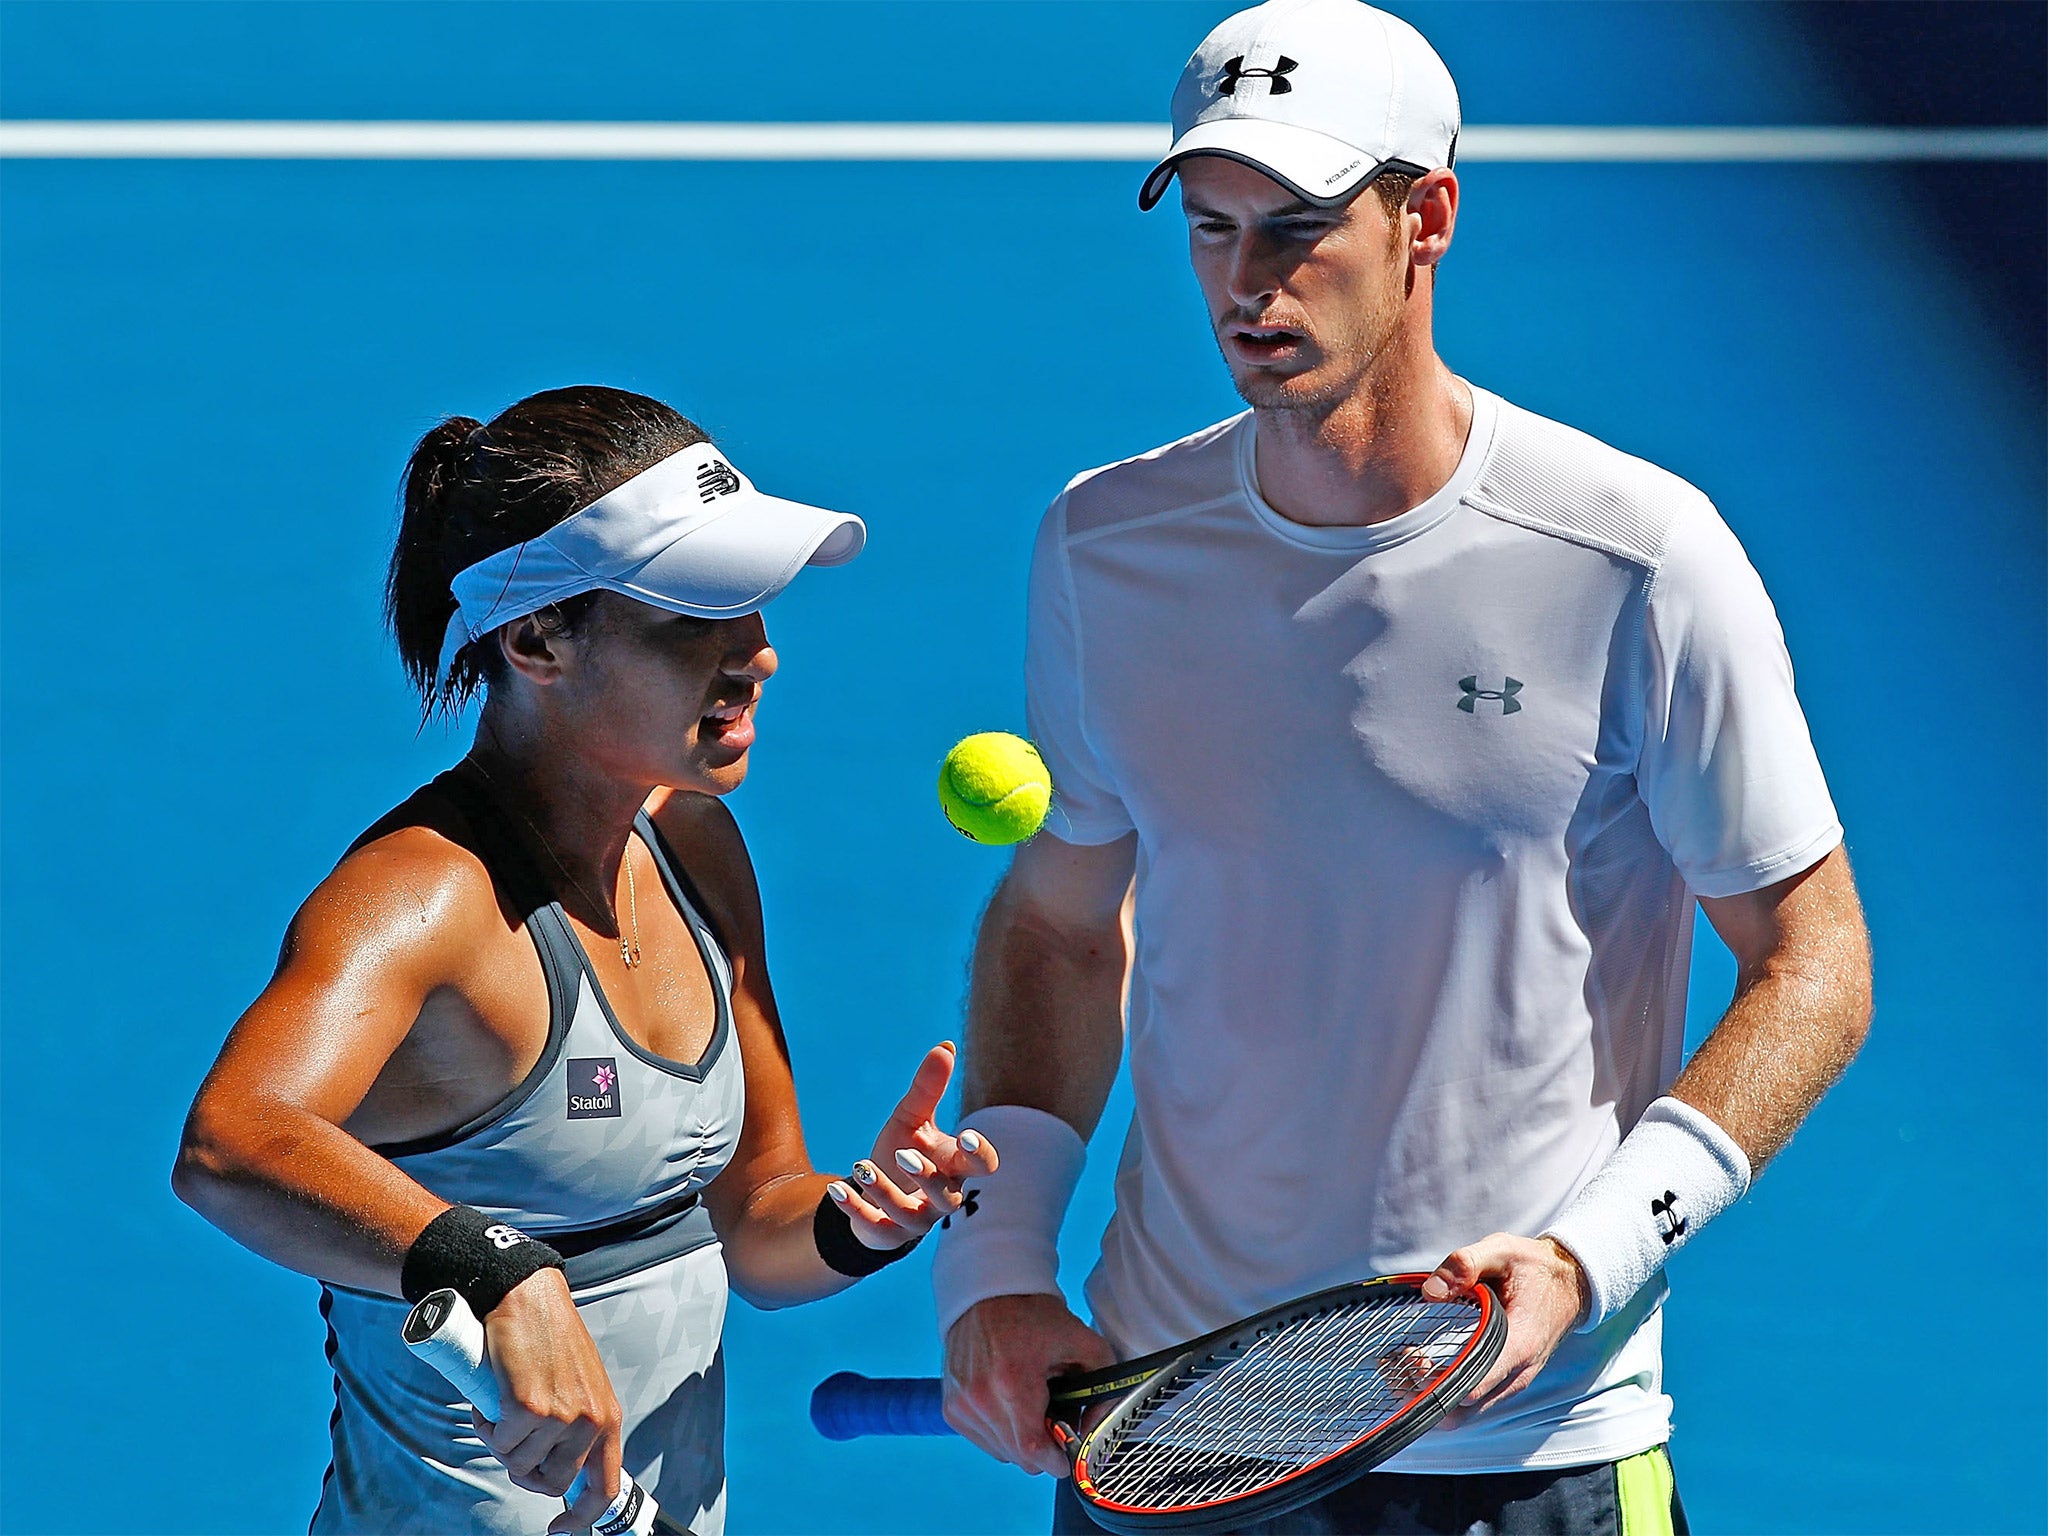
{"left": 172, "top": 828, "right": 628, "bottom": 1531}
{"left": 172, "top": 832, "right": 492, "bottom": 1288}
{"left": 661, "top": 795, "right": 993, "bottom": 1308}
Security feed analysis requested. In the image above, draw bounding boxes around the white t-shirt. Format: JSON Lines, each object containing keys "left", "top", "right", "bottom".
{"left": 1025, "top": 386, "right": 1841, "bottom": 1472}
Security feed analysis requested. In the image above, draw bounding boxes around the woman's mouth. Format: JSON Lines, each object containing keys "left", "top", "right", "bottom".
{"left": 700, "top": 698, "right": 756, "bottom": 752}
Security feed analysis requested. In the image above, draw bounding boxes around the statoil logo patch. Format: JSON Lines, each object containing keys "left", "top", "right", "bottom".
{"left": 567, "top": 1057, "right": 622, "bottom": 1119}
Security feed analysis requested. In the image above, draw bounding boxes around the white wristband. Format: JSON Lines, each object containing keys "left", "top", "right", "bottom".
{"left": 1543, "top": 1096, "right": 1751, "bottom": 1332}
{"left": 931, "top": 1104, "right": 1086, "bottom": 1341}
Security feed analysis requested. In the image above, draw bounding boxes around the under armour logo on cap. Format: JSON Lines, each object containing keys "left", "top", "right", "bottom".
{"left": 1218, "top": 54, "right": 1297, "bottom": 95}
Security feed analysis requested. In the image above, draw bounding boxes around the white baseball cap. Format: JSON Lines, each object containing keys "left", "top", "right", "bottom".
{"left": 437, "top": 440, "right": 864, "bottom": 681}
{"left": 1139, "top": 0, "right": 1461, "bottom": 211}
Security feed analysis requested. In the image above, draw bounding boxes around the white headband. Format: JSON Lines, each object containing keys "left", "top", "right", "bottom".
{"left": 438, "top": 440, "right": 865, "bottom": 681}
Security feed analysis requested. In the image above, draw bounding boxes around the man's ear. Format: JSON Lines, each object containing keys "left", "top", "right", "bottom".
{"left": 497, "top": 610, "right": 569, "bottom": 685}
{"left": 1410, "top": 168, "right": 1459, "bottom": 270}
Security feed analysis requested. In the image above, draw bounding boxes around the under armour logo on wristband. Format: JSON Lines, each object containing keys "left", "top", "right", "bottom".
{"left": 1651, "top": 1191, "right": 1688, "bottom": 1245}
{"left": 1458, "top": 675, "right": 1523, "bottom": 714}
{"left": 941, "top": 1186, "right": 982, "bottom": 1230}
{"left": 1218, "top": 55, "right": 1298, "bottom": 95}
{"left": 696, "top": 459, "right": 741, "bottom": 500}
{"left": 483, "top": 1224, "right": 531, "bottom": 1250}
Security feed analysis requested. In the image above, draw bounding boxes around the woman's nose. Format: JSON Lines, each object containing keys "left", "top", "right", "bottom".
{"left": 726, "top": 615, "right": 777, "bottom": 683}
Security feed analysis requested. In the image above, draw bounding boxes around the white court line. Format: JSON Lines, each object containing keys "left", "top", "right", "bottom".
{"left": 0, "top": 121, "right": 2043, "bottom": 162}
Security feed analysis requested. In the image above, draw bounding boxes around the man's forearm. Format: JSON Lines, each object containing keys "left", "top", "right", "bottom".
{"left": 959, "top": 874, "right": 1128, "bottom": 1134}
{"left": 1677, "top": 848, "right": 1873, "bottom": 1171}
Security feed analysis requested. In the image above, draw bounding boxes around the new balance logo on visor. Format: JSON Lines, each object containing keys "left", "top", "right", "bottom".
{"left": 1651, "top": 1191, "right": 1689, "bottom": 1245}
{"left": 696, "top": 458, "right": 741, "bottom": 500}
{"left": 1218, "top": 54, "right": 1297, "bottom": 95}
{"left": 1458, "top": 675, "right": 1524, "bottom": 714}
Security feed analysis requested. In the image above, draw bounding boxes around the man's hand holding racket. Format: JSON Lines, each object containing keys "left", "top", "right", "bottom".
{"left": 1422, "top": 1232, "right": 1591, "bottom": 1424}
{"left": 822, "top": 1276, "right": 1506, "bottom": 1531}
{"left": 943, "top": 1292, "right": 1117, "bottom": 1475}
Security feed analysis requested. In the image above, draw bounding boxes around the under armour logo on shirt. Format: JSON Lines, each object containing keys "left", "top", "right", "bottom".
{"left": 1218, "top": 55, "right": 1297, "bottom": 95}
{"left": 1458, "top": 675, "right": 1524, "bottom": 714}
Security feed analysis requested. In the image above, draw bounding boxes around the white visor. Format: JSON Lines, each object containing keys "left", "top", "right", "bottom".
{"left": 438, "top": 440, "right": 864, "bottom": 681}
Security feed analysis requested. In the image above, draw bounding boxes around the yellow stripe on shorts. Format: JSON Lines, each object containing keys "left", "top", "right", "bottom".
{"left": 1615, "top": 1445, "right": 1677, "bottom": 1536}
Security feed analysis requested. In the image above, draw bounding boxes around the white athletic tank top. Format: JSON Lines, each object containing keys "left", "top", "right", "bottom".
{"left": 312, "top": 769, "right": 744, "bottom": 1536}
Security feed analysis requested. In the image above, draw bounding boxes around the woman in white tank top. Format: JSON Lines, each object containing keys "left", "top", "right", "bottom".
{"left": 173, "top": 385, "right": 994, "bottom": 1535}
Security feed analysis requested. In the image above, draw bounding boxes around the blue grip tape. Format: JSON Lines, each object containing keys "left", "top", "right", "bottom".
{"left": 809, "top": 1373, "right": 951, "bottom": 1439}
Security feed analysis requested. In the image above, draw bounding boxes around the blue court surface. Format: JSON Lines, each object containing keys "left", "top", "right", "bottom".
{"left": 2, "top": 4, "right": 2042, "bottom": 1533}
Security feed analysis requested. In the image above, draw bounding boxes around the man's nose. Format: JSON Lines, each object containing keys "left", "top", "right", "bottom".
{"left": 1224, "top": 231, "right": 1283, "bottom": 309}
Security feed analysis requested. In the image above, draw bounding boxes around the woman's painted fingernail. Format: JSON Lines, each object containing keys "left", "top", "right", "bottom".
{"left": 852, "top": 1160, "right": 879, "bottom": 1186}
{"left": 827, "top": 1182, "right": 851, "bottom": 1203}
{"left": 894, "top": 1148, "right": 926, "bottom": 1176}
{"left": 940, "top": 1040, "right": 957, "bottom": 1054}
{"left": 958, "top": 1129, "right": 983, "bottom": 1154}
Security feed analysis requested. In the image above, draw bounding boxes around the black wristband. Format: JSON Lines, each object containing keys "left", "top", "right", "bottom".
{"left": 400, "top": 1205, "right": 565, "bottom": 1317}
{"left": 813, "top": 1190, "right": 922, "bottom": 1278}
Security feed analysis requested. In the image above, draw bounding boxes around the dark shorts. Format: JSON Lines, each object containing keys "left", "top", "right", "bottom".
{"left": 1050, "top": 1445, "right": 1687, "bottom": 1536}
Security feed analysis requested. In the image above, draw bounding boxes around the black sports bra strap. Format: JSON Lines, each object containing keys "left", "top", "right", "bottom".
{"left": 434, "top": 766, "right": 562, "bottom": 924}
{"left": 635, "top": 811, "right": 728, "bottom": 954}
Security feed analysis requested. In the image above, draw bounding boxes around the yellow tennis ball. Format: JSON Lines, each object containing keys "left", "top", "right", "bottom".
{"left": 938, "top": 733, "right": 1052, "bottom": 845}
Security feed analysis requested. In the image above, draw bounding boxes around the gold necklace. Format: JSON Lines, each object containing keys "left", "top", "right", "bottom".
{"left": 620, "top": 849, "right": 643, "bottom": 968}
{"left": 464, "top": 756, "right": 643, "bottom": 969}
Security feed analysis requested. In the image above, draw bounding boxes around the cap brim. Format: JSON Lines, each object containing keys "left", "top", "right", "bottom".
{"left": 615, "top": 493, "right": 866, "bottom": 619}
{"left": 1139, "top": 118, "right": 1404, "bottom": 210}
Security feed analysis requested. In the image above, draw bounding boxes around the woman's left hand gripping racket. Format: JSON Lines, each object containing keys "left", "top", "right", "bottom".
{"left": 811, "top": 1274, "right": 1504, "bottom": 1535}
{"left": 401, "top": 1290, "right": 695, "bottom": 1536}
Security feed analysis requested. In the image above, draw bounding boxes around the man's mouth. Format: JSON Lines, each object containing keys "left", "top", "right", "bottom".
{"left": 1226, "top": 321, "right": 1311, "bottom": 364}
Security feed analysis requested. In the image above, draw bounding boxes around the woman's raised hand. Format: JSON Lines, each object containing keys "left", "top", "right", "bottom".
{"left": 826, "top": 1042, "right": 1000, "bottom": 1249}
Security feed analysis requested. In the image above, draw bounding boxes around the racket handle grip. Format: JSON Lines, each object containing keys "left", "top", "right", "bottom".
{"left": 810, "top": 1373, "right": 951, "bottom": 1439}
{"left": 402, "top": 1289, "right": 666, "bottom": 1536}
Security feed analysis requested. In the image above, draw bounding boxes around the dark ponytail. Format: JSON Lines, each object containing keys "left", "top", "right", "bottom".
{"left": 384, "top": 386, "right": 709, "bottom": 717}
{"left": 387, "top": 415, "right": 483, "bottom": 710}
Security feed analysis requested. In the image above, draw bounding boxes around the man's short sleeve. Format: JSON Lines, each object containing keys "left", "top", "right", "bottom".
{"left": 1638, "top": 496, "right": 1843, "bottom": 899}
{"left": 1024, "top": 494, "right": 1134, "bottom": 845}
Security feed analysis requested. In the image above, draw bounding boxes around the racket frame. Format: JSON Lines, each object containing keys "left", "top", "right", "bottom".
{"left": 1047, "top": 1274, "right": 1505, "bottom": 1535}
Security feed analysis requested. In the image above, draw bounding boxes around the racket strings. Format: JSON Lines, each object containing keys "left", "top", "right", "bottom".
{"left": 1083, "top": 1296, "right": 1482, "bottom": 1510}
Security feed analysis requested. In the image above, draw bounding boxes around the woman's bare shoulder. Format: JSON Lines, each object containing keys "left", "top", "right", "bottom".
{"left": 284, "top": 780, "right": 510, "bottom": 976}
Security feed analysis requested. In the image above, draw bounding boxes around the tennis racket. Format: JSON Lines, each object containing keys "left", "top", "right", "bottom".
{"left": 811, "top": 1274, "right": 1503, "bottom": 1535}
{"left": 401, "top": 1289, "right": 694, "bottom": 1536}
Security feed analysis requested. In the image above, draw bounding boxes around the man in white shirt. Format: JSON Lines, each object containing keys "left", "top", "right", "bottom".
{"left": 932, "top": 3, "right": 1873, "bottom": 1531}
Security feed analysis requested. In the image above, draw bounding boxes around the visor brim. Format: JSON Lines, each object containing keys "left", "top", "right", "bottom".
{"left": 615, "top": 493, "right": 866, "bottom": 620}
